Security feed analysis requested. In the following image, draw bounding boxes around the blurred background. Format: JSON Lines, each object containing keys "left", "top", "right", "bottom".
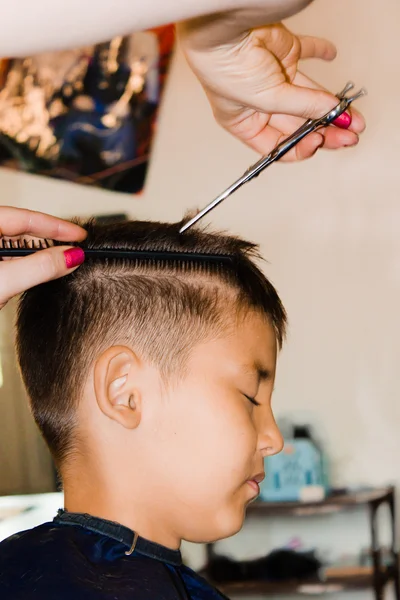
{"left": 0, "top": 0, "right": 399, "bottom": 598}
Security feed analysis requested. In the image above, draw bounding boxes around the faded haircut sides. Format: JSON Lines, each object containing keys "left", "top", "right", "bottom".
{"left": 15, "top": 219, "right": 287, "bottom": 465}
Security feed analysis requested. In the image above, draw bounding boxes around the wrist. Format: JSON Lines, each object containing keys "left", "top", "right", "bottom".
{"left": 177, "top": 0, "right": 313, "bottom": 50}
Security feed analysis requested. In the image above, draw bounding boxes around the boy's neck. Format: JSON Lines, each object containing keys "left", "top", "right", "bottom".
{"left": 62, "top": 473, "right": 182, "bottom": 550}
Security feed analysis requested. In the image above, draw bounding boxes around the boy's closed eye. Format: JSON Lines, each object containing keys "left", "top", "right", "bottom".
{"left": 243, "top": 394, "right": 260, "bottom": 407}
{"left": 238, "top": 362, "right": 275, "bottom": 406}
{"left": 241, "top": 381, "right": 276, "bottom": 408}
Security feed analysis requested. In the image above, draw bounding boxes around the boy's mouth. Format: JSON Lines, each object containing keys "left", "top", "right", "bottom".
{"left": 247, "top": 472, "right": 265, "bottom": 496}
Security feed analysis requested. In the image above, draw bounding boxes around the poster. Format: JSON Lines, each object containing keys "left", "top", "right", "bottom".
{"left": 0, "top": 26, "right": 174, "bottom": 194}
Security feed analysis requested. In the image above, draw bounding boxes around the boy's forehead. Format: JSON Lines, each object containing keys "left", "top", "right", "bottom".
{"left": 190, "top": 311, "right": 277, "bottom": 373}
{"left": 235, "top": 309, "right": 277, "bottom": 346}
{"left": 234, "top": 316, "right": 277, "bottom": 375}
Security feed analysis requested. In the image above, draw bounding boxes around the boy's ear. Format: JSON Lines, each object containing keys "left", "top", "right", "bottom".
{"left": 93, "top": 345, "right": 142, "bottom": 429}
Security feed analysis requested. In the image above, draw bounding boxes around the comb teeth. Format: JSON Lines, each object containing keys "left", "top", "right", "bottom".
{"left": 0, "top": 237, "right": 234, "bottom": 265}
{"left": 0, "top": 237, "right": 53, "bottom": 249}
{"left": 0, "top": 237, "right": 55, "bottom": 254}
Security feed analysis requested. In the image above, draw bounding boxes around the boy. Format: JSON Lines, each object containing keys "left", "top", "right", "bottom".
{"left": 0, "top": 219, "right": 286, "bottom": 599}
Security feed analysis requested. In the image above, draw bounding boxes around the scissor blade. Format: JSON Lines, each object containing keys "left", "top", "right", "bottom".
{"left": 179, "top": 86, "right": 366, "bottom": 234}
{"left": 179, "top": 172, "right": 251, "bottom": 233}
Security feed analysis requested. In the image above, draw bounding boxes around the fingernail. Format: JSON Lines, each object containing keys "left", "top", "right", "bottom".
{"left": 342, "top": 132, "right": 359, "bottom": 145}
{"left": 64, "top": 247, "right": 85, "bottom": 269}
{"left": 333, "top": 111, "right": 352, "bottom": 129}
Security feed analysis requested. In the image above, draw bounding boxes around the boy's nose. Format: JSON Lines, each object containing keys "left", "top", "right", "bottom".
{"left": 258, "top": 416, "right": 284, "bottom": 457}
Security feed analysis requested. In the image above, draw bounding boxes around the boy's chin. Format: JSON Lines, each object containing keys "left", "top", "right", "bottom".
{"left": 185, "top": 505, "right": 246, "bottom": 544}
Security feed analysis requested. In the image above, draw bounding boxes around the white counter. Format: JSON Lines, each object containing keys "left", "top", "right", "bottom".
{"left": 0, "top": 492, "right": 63, "bottom": 542}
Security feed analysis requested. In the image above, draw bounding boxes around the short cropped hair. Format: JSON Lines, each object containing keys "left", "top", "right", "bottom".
{"left": 16, "top": 219, "right": 286, "bottom": 464}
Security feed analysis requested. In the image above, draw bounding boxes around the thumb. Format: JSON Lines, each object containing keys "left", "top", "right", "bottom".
{"left": 265, "top": 82, "right": 340, "bottom": 121}
{"left": 0, "top": 246, "right": 85, "bottom": 307}
{"left": 298, "top": 35, "right": 337, "bottom": 61}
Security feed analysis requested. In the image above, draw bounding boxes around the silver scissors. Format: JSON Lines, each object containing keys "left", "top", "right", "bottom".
{"left": 179, "top": 82, "right": 366, "bottom": 234}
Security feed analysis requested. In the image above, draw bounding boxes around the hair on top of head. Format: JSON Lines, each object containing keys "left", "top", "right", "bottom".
{"left": 16, "top": 218, "right": 287, "bottom": 465}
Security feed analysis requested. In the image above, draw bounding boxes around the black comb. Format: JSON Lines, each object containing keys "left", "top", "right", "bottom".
{"left": 0, "top": 237, "right": 234, "bottom": 265}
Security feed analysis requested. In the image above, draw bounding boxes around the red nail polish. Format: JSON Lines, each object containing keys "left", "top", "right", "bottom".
{"left": 333, "top": 111, "right": 352, "bottom": 129}
{"left": 64, "top": 247, "right": 85, "bottom": 269}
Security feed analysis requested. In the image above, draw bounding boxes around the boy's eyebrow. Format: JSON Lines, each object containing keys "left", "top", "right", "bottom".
{"left": 241, "top": 362, "right": 272, "bottom": 383}
{"left": 255, "top": 364, "right": 271, "bottom": 382}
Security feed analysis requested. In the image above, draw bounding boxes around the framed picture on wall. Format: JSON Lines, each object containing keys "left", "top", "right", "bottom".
{"left": 0, "top": 25, "right": 174, "bottom": 194}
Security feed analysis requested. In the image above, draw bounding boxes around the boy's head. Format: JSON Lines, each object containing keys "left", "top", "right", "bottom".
{"left": 16, "top": 219, "right": 286, "bottom": 546}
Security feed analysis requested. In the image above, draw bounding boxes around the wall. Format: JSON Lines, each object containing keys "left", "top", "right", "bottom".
{"left": 0, "top": 299, "right": 55, "bottom": 495}
{"left": 0, "top": 0, "right": 399, "bottom": 597}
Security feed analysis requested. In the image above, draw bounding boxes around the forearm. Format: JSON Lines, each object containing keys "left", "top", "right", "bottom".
{"left": 0, "top": 0, "right": 313, "bottom": 57}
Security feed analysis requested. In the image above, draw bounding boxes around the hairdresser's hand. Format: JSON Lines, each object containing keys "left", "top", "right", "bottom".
{"left": 0, "top": 207, "right": 86, "bottom": 310}
{"left": 178, "top": 19, "right": 365, "bottom": 161}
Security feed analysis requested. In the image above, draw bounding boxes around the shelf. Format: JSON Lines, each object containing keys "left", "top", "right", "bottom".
{"left": 246, "top": 487, "right": 393, "bottom": 517}
{"left": 204, "top": 487, "right": 399, "bottom": 597}
{"left": 213, "top": 566, "right": 395, "bottom": 596}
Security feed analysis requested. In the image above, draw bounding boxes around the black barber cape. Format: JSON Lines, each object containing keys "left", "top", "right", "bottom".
{"left": 0, "top": 510, "right": 228, "bottom": 600}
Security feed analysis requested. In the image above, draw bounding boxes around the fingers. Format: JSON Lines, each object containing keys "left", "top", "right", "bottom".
{"left": 240, "top": 121, "right": 326, "bottom": 161}
{"left": 298, "top": 35, "right": 337, "bottom": 61}
{"left": 224, "top": 101, "right": 359, "bottom": 158}
{"left": 255, "top": 75, "right": 365, "bottom": 129}
{"left": 265, "top": 81, "right": 342, "bottom": 121}
{"left": 0, "top": 245, "right": 85, "bottom": 308}
{"left": 273, "top": 130, "right": 326, "bottom": 162}
{"left": 293, "top": 71, "right": 366, "bottom": 134}
{"left": 0, "top": 206, "right": 87, "bottom": 241}
{"left": 268, "top": 112, "right": 359, "bottom": 151}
